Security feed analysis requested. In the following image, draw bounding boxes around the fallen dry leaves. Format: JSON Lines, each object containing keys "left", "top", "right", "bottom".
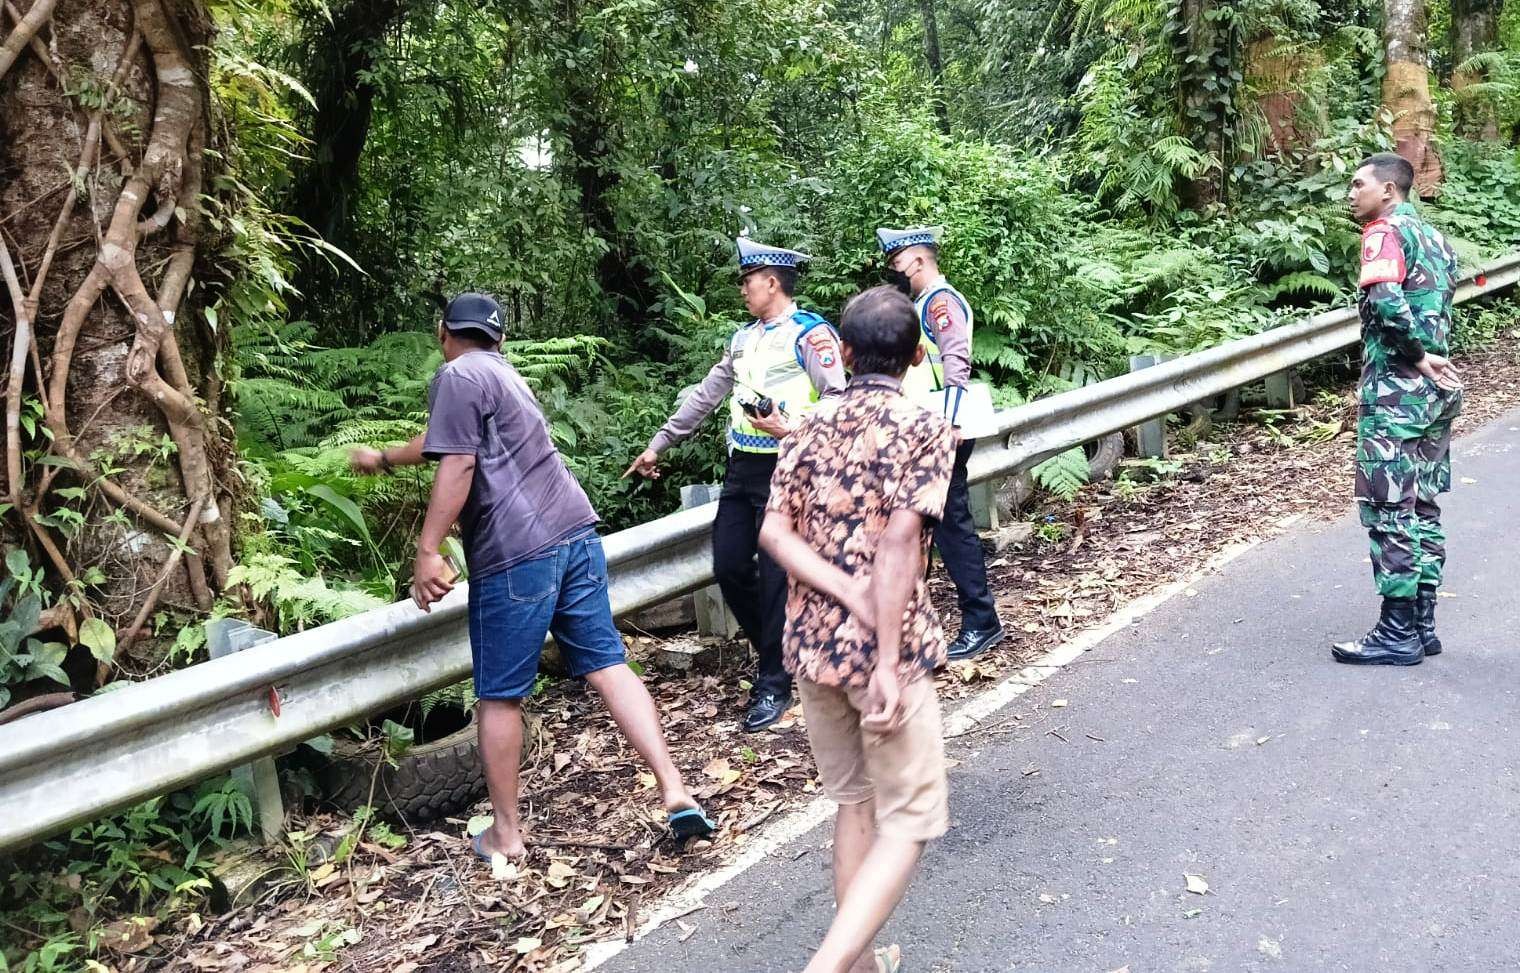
{"left": 145, "top": 346, "right": 1520, "bottom": 972}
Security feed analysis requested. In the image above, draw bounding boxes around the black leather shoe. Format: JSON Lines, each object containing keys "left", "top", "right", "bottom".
{"left": 743, "top": 692, "right": 791, "bottom": 732}
{"left": 1331, "top": 597, "right": 1424, "bottom": 666}
{"left": 1417, "top": 585, "right": 1442, "bottom": 656}
{"left": 946, "top": 625, "right": 1006, "bottom": 662}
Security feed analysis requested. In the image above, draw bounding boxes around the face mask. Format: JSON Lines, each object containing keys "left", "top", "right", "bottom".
{"left": 884, "top": 266, "right": 913, "bottom": 295}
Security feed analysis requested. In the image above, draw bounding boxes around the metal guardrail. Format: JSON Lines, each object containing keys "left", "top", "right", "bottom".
{"left": 2, "top": 254, "right": 1517, "bottom": 854}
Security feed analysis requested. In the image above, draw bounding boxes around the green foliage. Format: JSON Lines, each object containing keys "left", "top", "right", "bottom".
{"left": 1453, "top": 296, "right": 1520, "bottom": 354}
{"left": 420, "top": 678, "right": 477, "bottom": 719}
{"left": 1427, "top": 143, "right": 1520, "bottom": 253}
{"left": 380, "top": 718, "right": 415, "bottom": 764}
{"left": 809, "top": 115, "right": 1128, "bottom": 390}
{"left": 1032, "top": 448, "right": 1092, "bottom": 500}
{"left": 226, "top": 553, "right": 386, "bottom": 631}
{"left": 0, "top": 551, "right": 70, "bottom": 711}
{"left": 1, "top": 778, "right": 250, "bottom": 968}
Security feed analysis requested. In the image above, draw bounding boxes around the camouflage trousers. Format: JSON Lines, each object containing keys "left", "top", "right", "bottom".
{"left": 1354, "top": 387, "right": 1463, "bottom": 599}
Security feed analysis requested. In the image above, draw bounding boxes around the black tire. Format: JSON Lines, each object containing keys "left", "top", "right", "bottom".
{"left": 995, "top": 471, "right": 1036, "bottom": 519}
{"left": 320, "top": 722, "right": 486, "bottom": 825}
{"left": 1084, "top": 432, "right": 1125, "bottom": 482}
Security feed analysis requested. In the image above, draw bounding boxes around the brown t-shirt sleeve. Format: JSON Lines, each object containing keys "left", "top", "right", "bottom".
{"left": 422, "top": 368, "right": 487, "bottom": 458}
{"left": 892, "top": 414, "right": 955, "bottom": 523}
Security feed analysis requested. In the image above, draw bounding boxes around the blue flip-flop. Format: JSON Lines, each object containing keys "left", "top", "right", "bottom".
{"left": 668, "top": 806, "right": 717, "bottom": 843}
{"left": 471, "top": 831, "right": 493, "bottom": 862}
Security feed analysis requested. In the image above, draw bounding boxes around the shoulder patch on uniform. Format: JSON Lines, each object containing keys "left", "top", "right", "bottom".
{"left": 1359, "top": 221, "right": 1406, "bottom": 288}
{"left": 927, "top": 294, "right": 959, "bottom": 333}
{"left": 805, "top": 328, "right": 839, "bottom": 369}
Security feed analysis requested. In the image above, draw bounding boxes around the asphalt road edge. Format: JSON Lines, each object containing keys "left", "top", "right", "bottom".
{"left": 580, "top": 512, "right": 1307, "bottom": 970}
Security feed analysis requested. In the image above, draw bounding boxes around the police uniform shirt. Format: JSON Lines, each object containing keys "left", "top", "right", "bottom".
{"left": 920, "top": 276, "right": 972, "bottom": 389}
{"left": 648, "top": 304, "right": 846, "bottom": 454}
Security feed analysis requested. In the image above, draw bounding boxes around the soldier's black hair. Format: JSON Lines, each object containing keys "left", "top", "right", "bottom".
{"left": 1359, "top": 153, "right": 1415, "bottom": 199}
{"left": 840, "top": 286, "right": 920, "bottom": 377}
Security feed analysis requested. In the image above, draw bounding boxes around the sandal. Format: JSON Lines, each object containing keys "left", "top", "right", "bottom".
{"left": 667, "top": 805, "right": 717, "bottom": 843}
{"left": 874, "top": 944, "right": 902, "bottom": 972}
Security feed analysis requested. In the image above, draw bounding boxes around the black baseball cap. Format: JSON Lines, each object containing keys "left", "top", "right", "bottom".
{"left": 443, "top": 293, "right": 505, "bottom": 340}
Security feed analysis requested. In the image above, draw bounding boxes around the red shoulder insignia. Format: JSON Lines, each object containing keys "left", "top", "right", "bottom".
{"left": 928, "top": 296, "right": 957, "bottom": 333}
{"left": 1359, "top": 220, "right": 1405, "bottom": 288}
{"left": 806, "top": 329, "right": 836, "bottom": 351}
{"left": 805, "top": 329, "right": 840, "bottom": 370}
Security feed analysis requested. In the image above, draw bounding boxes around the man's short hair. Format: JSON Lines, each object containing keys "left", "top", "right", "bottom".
{"left": 841, "top": 286, "right": 921, "bottom": 377}
{"left": 1359, "top": 153, "right": 1415, "bottom": 199}
{"left": 447, "top": 326, "right": 499, "bottom": 348}
{"left": 751, "top": 266, "right": 798, "bottom": 297}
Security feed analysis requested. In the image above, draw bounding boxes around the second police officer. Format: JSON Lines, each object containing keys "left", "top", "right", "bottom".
{"left": 877, "top": 226, "right": 1006, "bottom": 661}
{"left": 625, "top": 238, "right": 846, "bottom": 731}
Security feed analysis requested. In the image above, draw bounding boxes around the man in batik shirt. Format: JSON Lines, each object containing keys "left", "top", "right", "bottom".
{"left": 761, "top": 286, "right": 956, "bottom": 973}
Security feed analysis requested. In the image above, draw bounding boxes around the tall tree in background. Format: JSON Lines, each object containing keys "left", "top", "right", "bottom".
{"left": 287, "top": 0, "right": 411, "bottom": 325}
{"left": 1451, "top": 0, "right": 1505, "bottom": 139}
{"left": 1382, "top": 0, "right": 1444, "bottom": 193}
{"left": 919, "top": 0, "right": 951, "bottom": 133}
{"left": 1175, "top": 0, "right": 1234, "bottom": 207}
{"left": 1, "top": 0, "right": 236, "bottom": 668}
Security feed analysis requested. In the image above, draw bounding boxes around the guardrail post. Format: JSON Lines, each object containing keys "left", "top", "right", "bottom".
{"left": 680, "top": 484, "right": 740, "bottom": 639}
{"left": 1265, "top": 368, "right": 1299, "bottom": 409}
{"left": 969, "top": 468, "right": 1001, "bottom": 531}
{"left": 206, "top": 619, "right": 285, "bottom": 844}
{"left": 1128, "top": 354, "right": 1169, "bottom": 458}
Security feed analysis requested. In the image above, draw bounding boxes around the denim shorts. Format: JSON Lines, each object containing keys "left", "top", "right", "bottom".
{"left": 467, "top": 528, "right": 626, "bottom": 699}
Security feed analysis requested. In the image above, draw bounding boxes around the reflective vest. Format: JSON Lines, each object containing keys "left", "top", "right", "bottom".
{"left": 902, "top": 282, "right": 973, "bottom": 400}
{"left": 727, "top": 308, "right": 833, "bottom": 454}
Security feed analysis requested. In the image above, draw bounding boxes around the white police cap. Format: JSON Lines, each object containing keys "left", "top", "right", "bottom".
{"left": 876, "top": 225, "right": 944, "bottom": 256}
{"left": 736, "top": 237, "right": 812, "bottom": 274}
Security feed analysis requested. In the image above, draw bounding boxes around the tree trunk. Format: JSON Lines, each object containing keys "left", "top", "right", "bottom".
{"left": 1245, "top": 35, "right": 1322, "bottom": 157}
{"left": 555, "top": 0, "right": 650, "bottom": 336}
{"left": 0, "top": 0, "right": 235, "bottom": 677}
{"left": 1381, "top": 0, "right": 1443, "bottom": 194}
{"left": 287, "top": 0, "right": 408, "bottom": 329}
{"left": 918, "top": 0, "right": 950, "bottom": 135}
{"left": 1176, "top": 0, "right": 1227, "bottom": 208}
{"left": 1450, "top": 0, "right": 1504, "bottom": 141}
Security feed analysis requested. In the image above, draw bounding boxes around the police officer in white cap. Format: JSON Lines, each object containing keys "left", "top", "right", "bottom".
{"left": 625, "top": 238, "right": 846, "bottom": 731}
{"left": 878, "top": 225, "right": 1005, "bottom": 661}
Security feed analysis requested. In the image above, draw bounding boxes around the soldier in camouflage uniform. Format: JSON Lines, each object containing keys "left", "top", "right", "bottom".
{"left": 1332, "top": 153, "right": 1464, "bottom": 667}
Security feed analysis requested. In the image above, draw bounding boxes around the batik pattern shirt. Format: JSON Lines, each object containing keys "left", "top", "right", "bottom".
{"left": 766, "top": 375, "right": 956, "bottom": 688}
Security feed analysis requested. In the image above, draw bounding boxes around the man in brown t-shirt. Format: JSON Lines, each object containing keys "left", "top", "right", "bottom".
{"left": 761, "top": 286, "right": 956, "bottom": 973}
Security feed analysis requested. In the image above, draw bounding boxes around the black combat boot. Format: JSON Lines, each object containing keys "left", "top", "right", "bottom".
{"left": 1417, "top": 585, "right": 1442, "bottom": 656}
{"left": 1331, "top": 596, "right": 1424, "bottom": 666}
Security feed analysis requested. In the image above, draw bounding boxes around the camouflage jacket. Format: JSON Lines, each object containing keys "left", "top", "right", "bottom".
{"left": 1356, "top": 201, "right": 1457, "bottom": 415}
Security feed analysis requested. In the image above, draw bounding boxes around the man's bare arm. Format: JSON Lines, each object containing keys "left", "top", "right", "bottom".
{"left": 760, "top": 510, "right": 871, "bottom": 625}
{"left": 870, "top": 508, "right": 926, "bottom": 669}
{"left": 861, "top": 508, "right": 929, "bottom": 733}
{"left": 351, "top": 433, "right": 426, "bottom": 474}
{"left": 411, "top": 453, "right": 475, "bottom": 610}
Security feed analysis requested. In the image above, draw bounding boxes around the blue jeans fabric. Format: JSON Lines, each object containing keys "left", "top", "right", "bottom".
{"left": 467, "top": 528, "right": 625, "bottom": 699}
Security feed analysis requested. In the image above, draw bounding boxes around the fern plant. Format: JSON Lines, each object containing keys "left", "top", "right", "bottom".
{"left": 1032, "top": 447, "right": 1091, "bottom": 501}
{"left": 226, "top": 553, "right": 386, "bottom": 633}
